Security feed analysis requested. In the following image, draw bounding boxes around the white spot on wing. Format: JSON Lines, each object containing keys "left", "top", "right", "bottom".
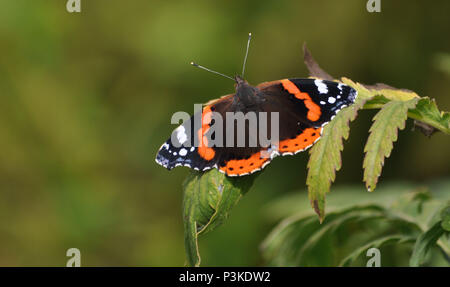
{"left": 179, "top": 148, "right": 188, "bottom": 156}
{"left": 328, "top": 97, "right": 336, "bottom": 104}
{"left": 314, "top": 79, "right": 328, "bottom": 94}
{"left": 175, "top": 125, "right": 187, "bottom": 144}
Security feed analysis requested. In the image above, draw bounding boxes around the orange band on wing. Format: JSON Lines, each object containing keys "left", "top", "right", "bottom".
{"left": 219, "top": 151, "right": 269, "bottom": 176}
{"left": 279, "top": 127, "right": 322, "bottom": 153}
{"left": 280, "top": 79, "right": 321, "bottom": 121}
{"left": 197, "top": 105, "right": 216, "bottom": 160}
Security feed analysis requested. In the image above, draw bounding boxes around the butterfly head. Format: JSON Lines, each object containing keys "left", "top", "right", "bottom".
{"left": 234, "top": 75, "right": 260, "bottom": 108}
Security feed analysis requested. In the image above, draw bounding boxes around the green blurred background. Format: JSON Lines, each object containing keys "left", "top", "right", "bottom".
{"left": 0, "top": 0, "right": 449, "bottom": 266}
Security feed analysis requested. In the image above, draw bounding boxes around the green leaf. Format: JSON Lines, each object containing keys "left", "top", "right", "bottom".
{"left": 363, "top": 95, "right": 390, "bottom": 109}
{"left": 296, "top": 207, "right": 384, "bottom": 264}
{"left": 342, "top": 78, "right": 450, "bottom": 135}
{"left": 339, "top": 235, "right": 415, "bottom": 267}
{"left": 365, "top": 86, "right": 418, "bottom": 102}
{"left": 410, "top": 221, "right": 446, "bottom": 266}
{"left": 441, "top": 206, "right": 450, "bottom": 232}
{"left": 408, "top": 97, "right": 450, "bottom": 135}
{"left": 261, "top": 205, "right": 384, "bottom": 266}
{"left": 306, "top": 96, "right": 365, "bottom": 221}
{"left": 182, "top": 169, "right": 256, "bottom": 266}
{"left": 261, "top": 214, "right": 320, "bottom": 266}
{"left": 263, "top": 181, "right": 450, "bottom": 266}
{"left": 340, "top": 77, "right": 419, "bottom": 102}
{"left": 363, "top": 99, "right": 418, "bottom": 192}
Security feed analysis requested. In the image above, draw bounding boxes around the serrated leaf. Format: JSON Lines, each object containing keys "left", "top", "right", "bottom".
{"left": 363, "top": 95, "right": 390, "bottom": 109}
{"left": 296, "top": 207, "right": 384, "bottom": 265}
{"left": 306, "top": 97, "right": 365, "bottom": 221}
{"left": 365, "top": 86, "right": 419, "bottom": 102}
{"left": 339, "top": 235, "right": 415, "bottom": 267}
{"left": 263, "top": 181, "right": 450, "bottom": 266}
{"left": 260, "top": 215, "right": 319, "bottom": 266}
{"left": 408, "top": 97, "right": 450, "bottom": 135}
{"left": 341, "top": 78, "right": 419, "bottom": 102}
{"left": 363, "top": 99, "right": 418, "bottom": 192}
{"left": 343, "top": 77, "right": 449, "bottom": 135}
{"left": 182, "top": 169, "right": 256, "bottom": 266}
{"left": 261, "top": 205, "right": 384, "bottom": 266}
{"left": 410, "top": 221, "right": 446, "bottom": 266}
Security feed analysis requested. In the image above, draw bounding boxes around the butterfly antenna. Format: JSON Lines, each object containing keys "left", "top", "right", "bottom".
{"left": 241, "top": 32, "right": 252, "bottom": 78}
{"left": 190, "top": 62, "right": 235, "bottom": 81}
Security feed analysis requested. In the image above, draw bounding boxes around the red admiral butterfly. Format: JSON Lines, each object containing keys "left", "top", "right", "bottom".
{"left": 156, "top": 34, "right": 357, "bottom": 176}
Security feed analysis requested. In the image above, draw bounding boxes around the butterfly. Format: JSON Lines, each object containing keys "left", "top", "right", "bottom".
{"left": 156, "top": 34, "right": 357, "bottom": 176}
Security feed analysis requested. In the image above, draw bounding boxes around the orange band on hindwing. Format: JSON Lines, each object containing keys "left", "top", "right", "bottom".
{"left": 219, "top": 151, "right": 269, "bottom": 176}
{"left": 279, "top": 127, "right": 322, "bottom": 153}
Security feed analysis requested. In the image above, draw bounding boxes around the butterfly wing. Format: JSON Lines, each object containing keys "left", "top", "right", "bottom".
{"left": 155, "top": 93, "right": 272, "bottom": 176}
{"left": 257, "top": 78, "right": 357, "bottom": 154}
{"left": 155, "top": 94, "right": 237, "bottom": 172}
